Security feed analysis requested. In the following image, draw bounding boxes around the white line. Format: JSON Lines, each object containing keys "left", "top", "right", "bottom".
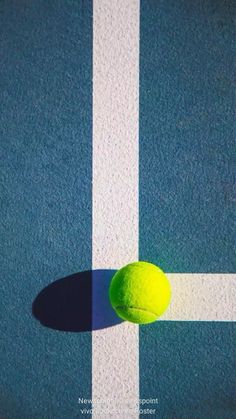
{"left": 92, "top": 1, "right": 139, "bottom": 418}
{"left": 161, "top": 274, "right": 236, "bottom": 321}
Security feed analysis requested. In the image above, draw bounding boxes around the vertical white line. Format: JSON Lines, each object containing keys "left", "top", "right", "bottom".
{"left": 92, "top": 0, "right": 139, "bottom": 418}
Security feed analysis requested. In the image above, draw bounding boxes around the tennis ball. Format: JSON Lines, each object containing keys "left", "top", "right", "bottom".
{"left": 109, "top": 261, "right": 171, "bottom": 324}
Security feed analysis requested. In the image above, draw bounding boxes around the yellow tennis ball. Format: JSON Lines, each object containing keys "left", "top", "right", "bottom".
{"left": 109, "top": 261, "right": 171, "bottom": 324}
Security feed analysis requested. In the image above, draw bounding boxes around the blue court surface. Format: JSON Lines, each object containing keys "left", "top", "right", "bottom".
{"left": 0, "top": 1, "right": 235, "bottom": 418}
{"left": 139, "top": 3, "right": 235, "bottom": 417}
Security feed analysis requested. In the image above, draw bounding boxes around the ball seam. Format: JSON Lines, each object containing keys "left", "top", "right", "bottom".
{"left": 115, "top": 305, "right": 158, "bottom": 317}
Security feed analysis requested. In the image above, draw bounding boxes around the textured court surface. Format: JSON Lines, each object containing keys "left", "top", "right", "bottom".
{"left": 139, "top": 3, "right": 235, "bottom": 417}
{"left": 0, "top": 1, "right": 235, "bottom": 418}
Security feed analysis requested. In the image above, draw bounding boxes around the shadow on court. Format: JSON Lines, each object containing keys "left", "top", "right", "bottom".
{"left": 32, "top": 270, "right": 123, "bottom": 332}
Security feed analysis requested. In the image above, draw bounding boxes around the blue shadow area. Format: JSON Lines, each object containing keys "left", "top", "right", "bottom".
{"left": 92, "top": 269, "right": 123, "bottom": 330}
{"left": 32, "top": 270, "right": 122, "bottom": 332}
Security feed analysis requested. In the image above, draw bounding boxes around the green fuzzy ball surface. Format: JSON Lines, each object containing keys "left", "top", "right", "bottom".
{"left": 109, "top": 261, "right": 171, "bottom": 324}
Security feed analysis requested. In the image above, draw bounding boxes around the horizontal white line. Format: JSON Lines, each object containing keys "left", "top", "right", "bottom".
{"left": 161, "top": 274, "right": 236, "bottom": 321}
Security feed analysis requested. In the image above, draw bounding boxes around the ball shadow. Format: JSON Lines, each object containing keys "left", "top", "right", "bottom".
{"left": 32, "top": 269, "right": 123, "bottom": 332}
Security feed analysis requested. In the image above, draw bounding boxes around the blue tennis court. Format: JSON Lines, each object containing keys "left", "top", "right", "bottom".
{"left": 0, "top": 1, "right": 235, "bottom": 418}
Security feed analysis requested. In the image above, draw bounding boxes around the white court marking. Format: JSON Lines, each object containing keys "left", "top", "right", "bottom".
{"left": 92, "top": 0, "right": 235, "bottom": 417}
{"left": 92, "top": 1, "right": 139, "bottom": 418}
{"left": 162, "top": 274, "right": 236, "bottom": 321}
